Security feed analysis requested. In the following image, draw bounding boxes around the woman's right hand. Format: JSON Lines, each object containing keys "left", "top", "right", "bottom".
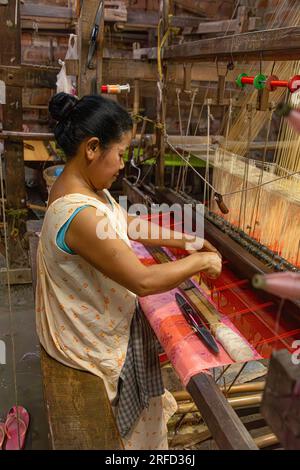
{"left": 195, "top": 251, "right": 222, "bottom": 279}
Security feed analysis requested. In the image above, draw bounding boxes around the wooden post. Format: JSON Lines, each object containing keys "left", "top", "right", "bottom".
{"left": 183, "top": 63, "right": 192, "bottom": 93}
{"left": 256, "top": 87, "right": 270, "bottom": 112}
{"left": 237, "top": 6, "right": 250, "bottom": 34}
{"left": 155, "top": 0, "right": 169, "bottom": 188}
{"left": 0, "top": 0, "right": 27, "bottom": 267}
{"left": 78, "top": 0, "right": 104, "bottom": 97}
{"left": 96, "top": 1, "right": 104, "bottom": 94}
{"left": 187, "top": 372, "right": 258, "bottom": 450}
{"left": 217, "top": 75, "right": 226, "bottom": 106}
{"left": 132, "top": 78, "right": 140, "bottom": 139}
{"left": 261, "top": 350, "right": 300, "bottom": 450}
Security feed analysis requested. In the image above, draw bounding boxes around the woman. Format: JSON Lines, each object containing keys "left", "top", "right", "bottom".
{"left": 36, "top": 92, "right": 222, "bottom": 450}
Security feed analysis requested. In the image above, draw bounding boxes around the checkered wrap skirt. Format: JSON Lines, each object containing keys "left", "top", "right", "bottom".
{"left": 112, "top": 301, "right": 165, "bottom": 437}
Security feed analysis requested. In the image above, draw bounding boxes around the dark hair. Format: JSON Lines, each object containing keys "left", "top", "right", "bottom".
{"left": 49, "top": 92, "right": 133, "bottom": 157}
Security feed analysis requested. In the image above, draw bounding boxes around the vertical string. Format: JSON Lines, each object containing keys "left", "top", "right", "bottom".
{"left": 182, "top": 89, "right": 197, "bottom": 191}
{"left": 0, "top": 154, "right": 21, "bottom": 448}
{"left": 204, "top": 100, "right": 211, "bottom": 209}
{"left": 175, "top": 88, "right": 183, "bottom": 192}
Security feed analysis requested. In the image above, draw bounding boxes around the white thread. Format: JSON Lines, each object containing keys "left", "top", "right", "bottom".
{"left": 215, "top": 325, "right": 254, "bottom": 362}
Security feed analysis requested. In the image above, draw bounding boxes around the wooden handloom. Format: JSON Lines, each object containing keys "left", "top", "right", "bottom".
{"left": 1, "top": 0, "right": 300, "bottom": 451}
{"left": 123, "top": 2, "right": 300, "bottom": 445}
{"left": 122, "top": 1, "right": 300, "bottom": 450}
{"left": 122, "top": 178, "right": 300, "bottom": 450}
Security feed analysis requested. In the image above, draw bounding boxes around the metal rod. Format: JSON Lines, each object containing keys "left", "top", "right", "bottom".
{"left": 254, "top": 433, "right": 279, "bottom": 449}
{"left": 0, "top": 131, "right": 54, "bottom": 141}
{"left": 175, "top": 393, "right": 263, "bottom": 414}
{"left": 172, "top": 382, "right": 265, "bottom": 402}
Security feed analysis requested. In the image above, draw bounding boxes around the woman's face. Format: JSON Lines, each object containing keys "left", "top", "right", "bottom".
{"left": 86, "top": 130, "right": 132, "bottom": 190}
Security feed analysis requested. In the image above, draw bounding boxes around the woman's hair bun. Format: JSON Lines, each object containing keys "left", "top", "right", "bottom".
{"left": 49, "top": 92, "right": 78, "bottom": 122}
{"left": 49, "top": 93, "right": 133, "bottom": 158}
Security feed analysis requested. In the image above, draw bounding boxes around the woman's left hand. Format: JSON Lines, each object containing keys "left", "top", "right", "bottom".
{"left": 185, "top": 236, "right": 222, "bottom": 259}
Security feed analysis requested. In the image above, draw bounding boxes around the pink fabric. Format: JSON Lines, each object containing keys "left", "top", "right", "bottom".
{"left": 132, "top": 241, "right": 261, "bottom": 386}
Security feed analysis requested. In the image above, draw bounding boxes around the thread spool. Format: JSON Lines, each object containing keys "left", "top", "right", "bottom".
{"left": 101, "top": 83, "right": 130, "bottom": 94}
{"left": 237, "top": 73, "right": 300, "bottom": 93}
{"left": 236, "top": 73, "right": 266, "bottom": 90}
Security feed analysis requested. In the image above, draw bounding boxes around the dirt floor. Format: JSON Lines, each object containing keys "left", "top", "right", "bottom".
{"left": 0, "top": 284, "right": 49, "bottom": 449}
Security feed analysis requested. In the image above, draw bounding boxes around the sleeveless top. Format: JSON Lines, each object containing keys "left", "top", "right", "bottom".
{"left": 35, "top": 191, "right": 137, "bottom": 401}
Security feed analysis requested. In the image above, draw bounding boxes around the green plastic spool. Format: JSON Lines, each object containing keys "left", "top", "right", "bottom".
{"left": 253, "top": 73, "right": 267, "bottom": 90}
{"left": 236, "top": 73, "right": 248, "bottom": 88}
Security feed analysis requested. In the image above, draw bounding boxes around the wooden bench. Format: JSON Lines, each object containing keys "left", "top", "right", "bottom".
{"left": 27, "top": 220, "right": 123, "bottom": 450}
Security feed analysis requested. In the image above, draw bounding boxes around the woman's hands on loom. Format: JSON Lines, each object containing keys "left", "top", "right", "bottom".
{"left": 184, "top": 235, "right": 222, "bottom": 279}
{"left": 193, "top": 251, "right": 222, "bottom": 279}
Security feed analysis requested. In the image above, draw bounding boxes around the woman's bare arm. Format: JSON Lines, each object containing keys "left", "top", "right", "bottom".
{"left": 66, "top": 207, "right": 221, "bottom": 296}
{"left": 122, "top": 209, "right": 219, "bottom": 254}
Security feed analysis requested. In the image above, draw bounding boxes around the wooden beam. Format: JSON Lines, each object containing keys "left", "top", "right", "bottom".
{"left": 126, "top": 10, "right": 158, "bottom": 28}
{"left": 196, "top": 19, "right": 238, "bottom": 35}
{"left": 0, "top": 267, "right": 32, "bottom": 285}
{"left": 192, "top": 14, "right": 259, "bottom": 36}
{"left": 0, "top": 131, "right": 54, "bottom": 141}
{"left": 187, "top": 373, "right": 258, "bottom": 450}
{"left": 24, "top": 141, "right": 53, "bottom": 162}
{"left": 104, "top": 1, "right": 127, "bottom": 23}
{"left": 224, "top": 140, "right": 298, "bottom": 151}
{"left": 118, "top": 10, "right": 204, "bottom": 30}
{"left": 21, "top": 19, "right": 75, "bottom": 32}
{"left": 122, "top": 178, "right": 153, "bottom": 206}
{"left": 174, "top": 0, "right": 212, "bottom": 17}
{"left": 0, "top": 65, "right": 57, "bottom": 88}
{"left": 21, "top": 1, "right": 127, "bottom": 26}
{"left": 174, "top": 0, "right": 236, "bottom": 18}
{"left": 172, "top": 15, "right": 208, "bottom": 29}
{"left": 20, "top": 63, "right": 59, "bottom": 73}
{"left": 134, "top": 26, "right": 300, "bottom": 62}
{"left": 21, "top": 4, "right": 73, "bottom": 19}
{"left": 103, "top": 59, "right": 268, "bottom": 85}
